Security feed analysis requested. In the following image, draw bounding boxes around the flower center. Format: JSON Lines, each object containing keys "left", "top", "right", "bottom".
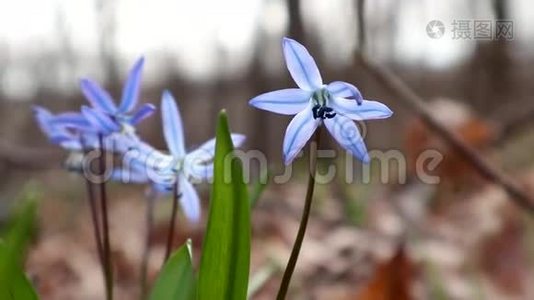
{"left": 172, "top": 158, "right": 184, "bottom": 173}
{"left": 120, "top": 122, "right": 136, "bottom": 136}
{"left": 311, "top": 88, "right": 336, "bottom": 120}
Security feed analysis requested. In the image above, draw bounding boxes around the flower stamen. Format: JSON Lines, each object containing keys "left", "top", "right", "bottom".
{"left": 311, "top": 88, "right": 336, "bottom": 119}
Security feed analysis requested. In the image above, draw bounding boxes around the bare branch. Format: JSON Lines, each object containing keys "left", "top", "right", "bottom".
{"left": 359, "top": 58, "right": 534, "bottom": 213}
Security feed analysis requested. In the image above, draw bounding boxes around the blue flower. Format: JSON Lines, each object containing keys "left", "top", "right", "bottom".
{"left": 79, "top": 57, "right": 156, "bottom": 136}
{"left": 121, "top": 90, "right": 245, "bottom": 222}
{"left": 34, "top": 106, "right": 138, "bottom": 154}
{"left": 33, "top": 106, "right": 88, "bottom": 151}
{"left": 249, "top": 38, "right": 393, "bottom": 165}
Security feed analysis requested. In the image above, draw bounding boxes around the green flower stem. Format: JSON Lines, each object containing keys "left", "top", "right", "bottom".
{"left": 276, "top": 128, "right": 321, "bottom": 300}
{"left": 163, "top": 180, "right": 180, "bottom": 263}
{"left": 98, "top": 134, "right": 113, "bottom": 300}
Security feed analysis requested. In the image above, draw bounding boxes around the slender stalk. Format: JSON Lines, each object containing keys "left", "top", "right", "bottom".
{"left": 80, "top": 138, "right": 106, "bottom": 287}
{"left": 276, "top": 128, "right": 321, "bottom": 300}
{"left": 163, "top": 179, "right": 179, "bottom": 263}
{"left": 84, "top": 178, "right": 106, "bottom": 273}
{"left": 140, "top": 189, "right": 156, "bottom": 299}
{"left": 98, "top": 134, "right": 113, "bottom": 300}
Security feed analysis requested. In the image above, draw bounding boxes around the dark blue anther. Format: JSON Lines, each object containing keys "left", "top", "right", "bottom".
{"left": 312, "top": 104, "right": 336, "bottom": 119}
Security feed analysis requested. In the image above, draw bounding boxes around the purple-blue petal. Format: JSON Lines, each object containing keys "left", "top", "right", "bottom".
{"left": 80, "top": 79, "right": 117, "bottom": 113}
{"left": 33, "top": 106, "right": 77, "bottom": 146}
{"left": 130, "top": 103, "right": 156, "bottom": 125}
{"left": 118, "top": 57, "right": 145, "bottom": 113}
{"left": 81, "top": 106, "right": 120, "bottom": 135}
{"left": 51, "top": 112, "right": 95, "bottom": 132}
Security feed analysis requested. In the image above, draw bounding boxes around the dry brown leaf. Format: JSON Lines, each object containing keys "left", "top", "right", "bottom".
{"left": 355, "top": 245, "right": 413, "bottom": 300}
{"left": 480, "top": 215, "right": 526, "bottom": 295}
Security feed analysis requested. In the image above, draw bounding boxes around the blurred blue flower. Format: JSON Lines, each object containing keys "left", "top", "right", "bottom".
{"left": 249, "top": 38, "right": 393, "bottom": 165}
{"left": 33, "top": 106, "right": 88, "bottom": 151}
{"left": 35, "top": 106, "right": 137, "bottom": 151}
{"left": 119, "top": 90, "right": 245, "bottom": 222}
{"left": 79, "top": 57, "right": 156, "bottom": 136}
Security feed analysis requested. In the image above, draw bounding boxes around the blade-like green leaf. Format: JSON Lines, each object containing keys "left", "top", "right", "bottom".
{"left": 149, "top": 241, "right": 195, "bottom": 300}
{"left": 249, "top": 170, "right": 269, "bottom": 208}
{"left": 0, "top": 196, "right": 39, "bottom": 299}
{"left": 197, "top": 110, "right": 251, "bottom": 300}
{"left": 0, "top": 245, "right": 39, "bottom": 300}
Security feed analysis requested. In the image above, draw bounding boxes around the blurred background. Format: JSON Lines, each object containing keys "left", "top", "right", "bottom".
{"left": 2, "top": 0, "right": 534, "bottom": 299}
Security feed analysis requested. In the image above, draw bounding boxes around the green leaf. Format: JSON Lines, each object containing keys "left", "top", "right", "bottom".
{"left": 0, "top": 195, "right": 39, "bottom": 299}
{"left": 197, "top": 110, "right": 251, "bottom": 300}
{"left": 0, "top": 246, "right": 39, "bottom": 300}
{"left": 249, "top": 170, "right": 269, "bottom": 209}
{"left": 149, "top": 241, "right": 195, "bottom": 300}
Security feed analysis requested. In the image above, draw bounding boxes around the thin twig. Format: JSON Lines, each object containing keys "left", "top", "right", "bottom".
{"left": 359, "top": 57, "right": 534, "bottom": 213}
{"left": 98, "top": 134, "right": 114, "bottom": 300}
{"left": 277, "top": 128, "right": 321, "bottom": 300}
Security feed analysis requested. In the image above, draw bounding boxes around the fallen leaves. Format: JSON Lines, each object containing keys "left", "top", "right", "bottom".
{"left": 355, "top": 245, "right": 413, "bottom": 300}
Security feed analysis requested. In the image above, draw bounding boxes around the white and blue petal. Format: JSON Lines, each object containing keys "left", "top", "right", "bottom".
{"left": 152, "top": 182, "right": 173, "bottom": 194}
{"left": 118, "top": 57, "right": 145, "bottom": 113}
{"left": 330, "top": 98, "right": 393, "bottom": 121}
{"left": 249, "top": 88, "right": 311, "bottom": 115}
{"left": 282, "top": 37, "right": 323, "bottom": 91}
{"left": 324, "top": 114, "right": 370, "bottom": 163}
{"left": 81, "top": 106, "right": 120, "bottom": 135}
{"left": 327, "top": 81, "right": 363, "bottom": 104}
{"left": 185, "top": 162, "right": 214, "bottom": 182}
{"left": 124, "top": 143, "right": 174, "bottom": 172}
{"left": 110, "top": 166, "right": 149, "bottom": 184}
{"left": 60, "top": 139, "right": 83, "bottom": 151}
{"left": 103, "top": 133, "right": 138, "bottom": 153}
{"left": 179, "top": 175, "right": 201, "bottom": 223}
{"left": 161, "top": 90, "right": 186, "bottom": 158}
{"left": 282, "top": 105, "right": 321, "bottom": 165}
{"left": 130, "top": 103, "right": 156, "bottom": 125}
{"left": 186, "top": 133, "right": 245, "bottom": 164}
{"left": 80, "top": 79, "right": 117, "bottom": 113}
